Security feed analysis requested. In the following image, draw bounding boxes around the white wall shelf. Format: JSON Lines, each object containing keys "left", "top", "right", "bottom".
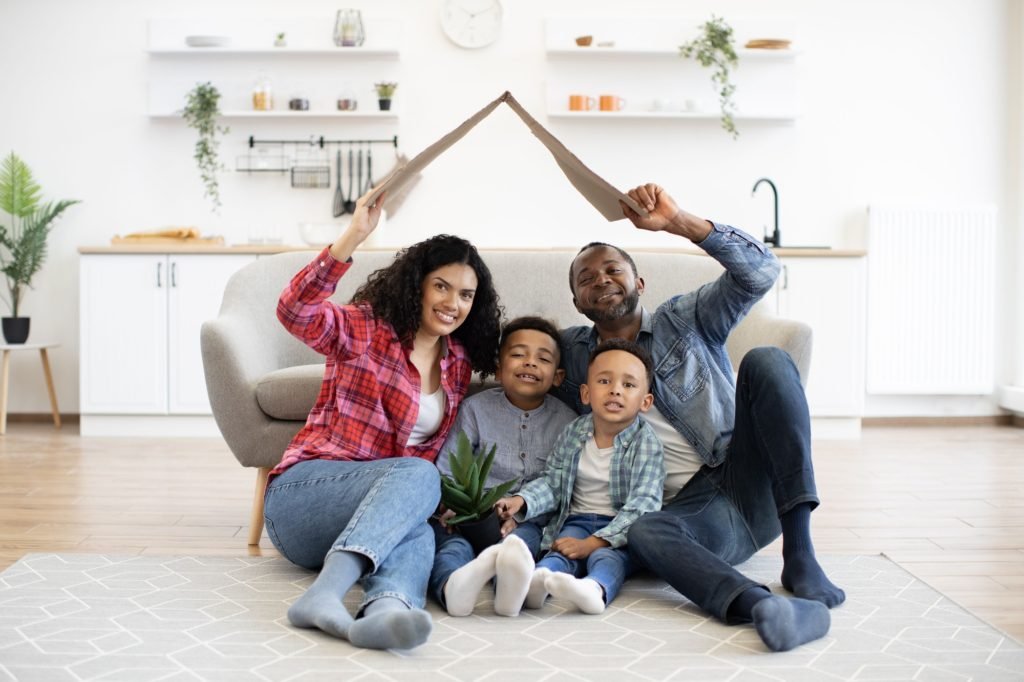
{"left": 148, "top": 47, "right": 399, "bottom": 57}
{"left": 548, "top": 111, "right": 796, "bottom": 122}
{"left": 546, "top": 47, "right": 799, "bottom": 60}
{"left": 150, "top": 110, "right": 398, "bottom": 120}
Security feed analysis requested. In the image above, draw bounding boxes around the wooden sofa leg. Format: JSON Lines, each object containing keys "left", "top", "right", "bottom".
{"left": 248, "top": 467, "right": 271, "bottom": 546}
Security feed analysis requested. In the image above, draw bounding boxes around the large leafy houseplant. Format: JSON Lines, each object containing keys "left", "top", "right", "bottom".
{"left": 182, "top": 82, "right": 229, "bottom": 212}
{"left": 440, "top": 431, "right": 518, "bottom": 552}
{"left": 0, "top": 152, "right": 79, "bottom": 340}
{"left": 680, "top": 15, "right": 740, "bottom": 139}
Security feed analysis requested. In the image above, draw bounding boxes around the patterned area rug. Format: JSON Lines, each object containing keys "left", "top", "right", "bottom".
{"left": 0, "top": 553, "right": 1021, "bottom": 681}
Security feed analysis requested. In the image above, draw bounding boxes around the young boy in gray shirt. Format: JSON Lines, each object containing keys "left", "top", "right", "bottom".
{"left": 432, "top": 316, "right": 577, "bottom": 617}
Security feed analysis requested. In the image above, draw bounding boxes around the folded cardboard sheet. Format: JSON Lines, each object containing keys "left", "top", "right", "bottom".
{"left": 367, "top": 91, "right": 648, "bottom": 221}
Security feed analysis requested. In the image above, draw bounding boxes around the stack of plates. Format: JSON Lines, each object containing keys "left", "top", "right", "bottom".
{"left": 744, "top": 39, "right": 791, "bottom": 50}
{"left": 185, "top": 35, "right": 231, "bottom": 48}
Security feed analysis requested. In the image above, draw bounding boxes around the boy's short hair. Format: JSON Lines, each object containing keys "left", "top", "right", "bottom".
{"left": 588, "top": 338, "right": 654, "bottom": 388}
{"left": 500, "top": 316, "right": 563, "bottom": 359}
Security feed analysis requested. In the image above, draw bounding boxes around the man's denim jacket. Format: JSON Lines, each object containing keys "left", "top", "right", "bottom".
{"left": 555, "top": 222, "right": 780, "bottom": 468}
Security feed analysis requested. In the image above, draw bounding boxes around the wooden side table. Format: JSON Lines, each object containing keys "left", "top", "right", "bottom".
{"left": 0, "top": 342, "right": 61, "bottom": 435}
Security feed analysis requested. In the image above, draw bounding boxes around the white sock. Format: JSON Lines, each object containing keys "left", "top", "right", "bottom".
{"left": 524, "top": 567, "right": 553, "bottom": 610}
{"left": 494, "top": 535, "right": 534, "bottom": 617}
{"left": 443, "top": 543, "right": 501, "bottom": 617}
{"left": 546, "top": 573, "right": 606, "bottom": 614}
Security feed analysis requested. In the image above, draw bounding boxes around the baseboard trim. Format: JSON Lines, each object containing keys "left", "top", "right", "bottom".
{"left": 863, "top": 415, "right": 1014, "bottom": 427}
{"left": 5, "top": 413, "right": 80, "bottom": 424}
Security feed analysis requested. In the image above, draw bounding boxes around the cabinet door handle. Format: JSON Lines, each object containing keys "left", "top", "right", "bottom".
{"left": 171, "top": 262, "right": 177, "bottom": 288}
{"left": 782, "top": 264, "right": 789, "bottom": 290}
{"left": 156, "top": 262, "right": 162, "bottom": 287}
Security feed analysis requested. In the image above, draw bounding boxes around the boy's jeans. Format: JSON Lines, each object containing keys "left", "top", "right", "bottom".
{"left": 264, "top": 457, "right": 440, "bottom": 611}
{"left": 537, "top": 513, "right": 634, "bottom": 605}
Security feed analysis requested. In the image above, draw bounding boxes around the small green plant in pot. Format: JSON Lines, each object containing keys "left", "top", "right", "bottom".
{"left": 680, "top": 15, "right": 739, "bottom": 139}
{"left": 182, "top": 82, "right": 229, "bottom": 212}
{"left": 0, "top": 152, "right": 80, "bottom": 344}
{"left": 440, "top": 431, "right": 519, "bottom": 553}
{"left": 373, "top": 81, "right": 397, "bottom": 111}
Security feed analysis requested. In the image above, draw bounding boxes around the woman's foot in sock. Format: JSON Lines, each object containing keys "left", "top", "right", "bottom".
{"left": 781, "top": 552, "right": 846, "bottom": 608}
{"left": 524, "top": 567, "right": 553, "bottom": 609}
{"left": 349, "top": 597, "right": 433, "bottom": 650}
{"left": 494, "top": 535, "right": 534, "bottom": 617}
{"left": 752, "top": 595, "right": 830, "bottom": 652}
{"left": 287, "top": 549, "right": 366, "bottom": 639}
{"left": 443, "top": 543, "right": 501, "bottom": 616}
{"left": 546, "top": 573, "right": 605, "bottom": 614}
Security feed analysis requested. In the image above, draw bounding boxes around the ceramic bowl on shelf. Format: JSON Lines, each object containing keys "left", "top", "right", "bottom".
{"left": 185, "top": 35, "right": 231, "bottom": 48}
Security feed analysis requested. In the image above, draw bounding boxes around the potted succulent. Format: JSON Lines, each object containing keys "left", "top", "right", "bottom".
{"left": 440, "top": 431, "right": 519, "bottom": 553}
{"left": 0, "top": 152, "right": 79, "bottom": 344}
{"left": 182, "top": 82, "right": 230, "bottom": 212}
{"left": 680, "top": 15, "right": 739, "bottom": 139}
{"left": 373, "top": 81, "right": 397, "bottom": 111}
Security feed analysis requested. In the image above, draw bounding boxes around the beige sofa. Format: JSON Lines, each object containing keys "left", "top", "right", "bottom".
{"left": 201, "top": 248, "right": 812, "bottom": 545}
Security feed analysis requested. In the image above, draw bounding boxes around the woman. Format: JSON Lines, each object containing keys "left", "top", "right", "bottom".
{"left": 264, "top": 188, "right": 502, "bottom": 650}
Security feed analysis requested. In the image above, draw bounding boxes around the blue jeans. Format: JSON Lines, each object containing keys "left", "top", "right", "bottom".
{"left": 428, "top": 516, "right": 546, "bottom": 607}
{"left": 627, "top": 347, "right": 820, "bottom": 622}
{"left": 264, "top": 457, "right": 441, "bottom": 610}
{"left": 537, "top": 513, "right": 634, "bottom": 605}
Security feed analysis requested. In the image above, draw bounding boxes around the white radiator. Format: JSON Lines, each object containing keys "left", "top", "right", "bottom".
{"left": 866, "top": 205, "right": 997, "bottom": 394}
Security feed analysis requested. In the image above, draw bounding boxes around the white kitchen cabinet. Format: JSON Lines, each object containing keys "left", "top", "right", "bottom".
{"left": 79, "top": 253, "right": 257, "bottom": 433}
{"left": 774, "top": 253, "right": 866, "bottom": 436}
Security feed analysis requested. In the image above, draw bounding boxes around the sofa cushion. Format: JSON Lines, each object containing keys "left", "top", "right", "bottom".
{"left": 256, "top": 364, "right": 324, "bottom": 420}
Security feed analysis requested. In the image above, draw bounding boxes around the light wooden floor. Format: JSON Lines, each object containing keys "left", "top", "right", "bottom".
{"left": 1, "top": 422, "right": 1022, "bottom": 642}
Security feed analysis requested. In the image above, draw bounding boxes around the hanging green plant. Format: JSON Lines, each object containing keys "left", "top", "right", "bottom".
{"left": 182, "top": 82, "right": 229, "bottom": 212}
{"left": 680, "top": 15, "right": 739, "bottom": 139}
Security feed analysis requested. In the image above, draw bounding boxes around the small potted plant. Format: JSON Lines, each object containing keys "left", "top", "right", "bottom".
{"left": 373, "top": 81, "right": 397, "bottom": 111}
{"left": 0, "top": 152, "right": 79, "bottom": 344}
{"left": 182, "top": 82, "right": 230, "bottom": 212}
{"left": 439, "top": 432, "right": 519, "bottom": 553}
{"left": 680, "top": 15, "right": 739, "bottom": 139}
{"left": 274, "top": 32, "right": 287, "bottom": 48}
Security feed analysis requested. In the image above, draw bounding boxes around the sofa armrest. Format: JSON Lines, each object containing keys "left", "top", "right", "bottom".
{"left": 201, "top": 315, "right": 306, "bottom": 469}
{"left": 727, "top": 316, "right": 813, "bottom": 387}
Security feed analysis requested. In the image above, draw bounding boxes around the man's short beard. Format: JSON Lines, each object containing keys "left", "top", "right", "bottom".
{"left": 579, "top": 289, "right": 640, "bottom": 323}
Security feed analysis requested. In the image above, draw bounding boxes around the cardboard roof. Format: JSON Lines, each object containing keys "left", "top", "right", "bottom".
{"left": 366, "top": 91, "right": 648, "bottom": 221}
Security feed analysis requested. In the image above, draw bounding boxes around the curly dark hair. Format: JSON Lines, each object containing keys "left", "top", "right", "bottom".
{"left": 350, "top": 234, "right": 502, "bottom": 376}
{"left": 589, "top": 338, "right": 654, "bottom": 388}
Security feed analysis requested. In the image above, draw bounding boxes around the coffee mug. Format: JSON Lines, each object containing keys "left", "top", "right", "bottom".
{"left": 568, "top": 94, "right": 596, "bottom": 111}
{"left": 599, "top": 94, "right": 626, "bottom": 112}
{"left": 337, "top": 98, "right": 358, "bottom": 111}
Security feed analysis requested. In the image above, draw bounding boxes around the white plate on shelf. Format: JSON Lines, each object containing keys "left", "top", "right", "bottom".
{"left": 185, "top": 35, "right": 231, "bottom": 48}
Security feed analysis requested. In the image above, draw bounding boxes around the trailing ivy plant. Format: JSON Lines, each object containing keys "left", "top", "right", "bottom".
{"left": 182, "top": 82, "right": 229, "bottom": 212}
{"left": 0, "top": 152, "right": 79, "bottom": 317}
{"left": 680, "top": 15, "right": 739, "bottom": 139}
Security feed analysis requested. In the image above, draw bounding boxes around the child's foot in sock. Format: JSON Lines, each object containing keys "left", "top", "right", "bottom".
{"left": 287, "top": 549, "right": 365, "bottom": 639}
{"left": 546, "top": 573, "right": 605, "bottom": 614}
{"left": 443, "top": 543, "right": 501, "bottom": 616}
{"left": 349, "top": 597, "right": 433, "bottom": 650}
{"left": 751, "top": 595, "right": 830, "bottom": 652}
{"left": 781, "top": 552, "right": 846, "bottom": 608}
{"left": 494, "top": 535, "right": 534, "bottom": 617}
{"left": 524, "top": 567, "right": 553, "bottom": 609}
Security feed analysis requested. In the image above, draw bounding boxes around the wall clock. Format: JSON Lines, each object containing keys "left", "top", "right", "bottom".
{"left": 440, "top": 0, "right": 503, "bottom": 49}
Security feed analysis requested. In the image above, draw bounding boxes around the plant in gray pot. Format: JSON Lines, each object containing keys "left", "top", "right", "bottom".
{"left": 0, "top": 152, "right": 79, "bottom": 344}
{"left": 440, "top": 431, "right": 519, "bottom": 554}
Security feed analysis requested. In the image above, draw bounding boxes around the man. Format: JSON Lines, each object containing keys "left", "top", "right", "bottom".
{"left": 554, "top": 182, "right": 845, "bottom": 652}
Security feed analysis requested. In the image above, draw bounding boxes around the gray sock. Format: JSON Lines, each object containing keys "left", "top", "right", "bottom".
{"left": 751, "top": 595, "right": 831, "bottom": 652}
{"left": 287, "top": 550, "right": 367, "bottom": 639}
{"left": 349, "top": 596, "right": 433, "bottom": 650}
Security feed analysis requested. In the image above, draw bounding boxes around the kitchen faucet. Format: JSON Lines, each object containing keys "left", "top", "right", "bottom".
{"left": 752, "top": 177, "right": 780, "bottom": 247}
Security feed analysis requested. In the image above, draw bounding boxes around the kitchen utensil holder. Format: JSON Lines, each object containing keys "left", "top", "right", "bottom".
{"left": 290, "top": 165, "right": 331, "bottom": 189}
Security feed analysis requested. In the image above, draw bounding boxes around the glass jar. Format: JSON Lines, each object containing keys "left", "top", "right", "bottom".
{"left": 252, "top": 73, "right": 273, "bottom": 111}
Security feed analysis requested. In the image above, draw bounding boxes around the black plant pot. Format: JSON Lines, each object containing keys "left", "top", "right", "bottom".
{"left": 457, "top": 511, "right": 503, "bottom": 554}
{"left": 2, "top": 317, "right": 29, "bottom": 344}
{"left": 378, "top": 98, "right": 392, "bottom": 111}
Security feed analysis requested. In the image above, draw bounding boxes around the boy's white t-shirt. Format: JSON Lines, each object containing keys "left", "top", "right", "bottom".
{"left": 407, "top": 386, "right": 446, "bottom": 446}
{"left": 569, "top": 436, "right": 617, "bottom": 516}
